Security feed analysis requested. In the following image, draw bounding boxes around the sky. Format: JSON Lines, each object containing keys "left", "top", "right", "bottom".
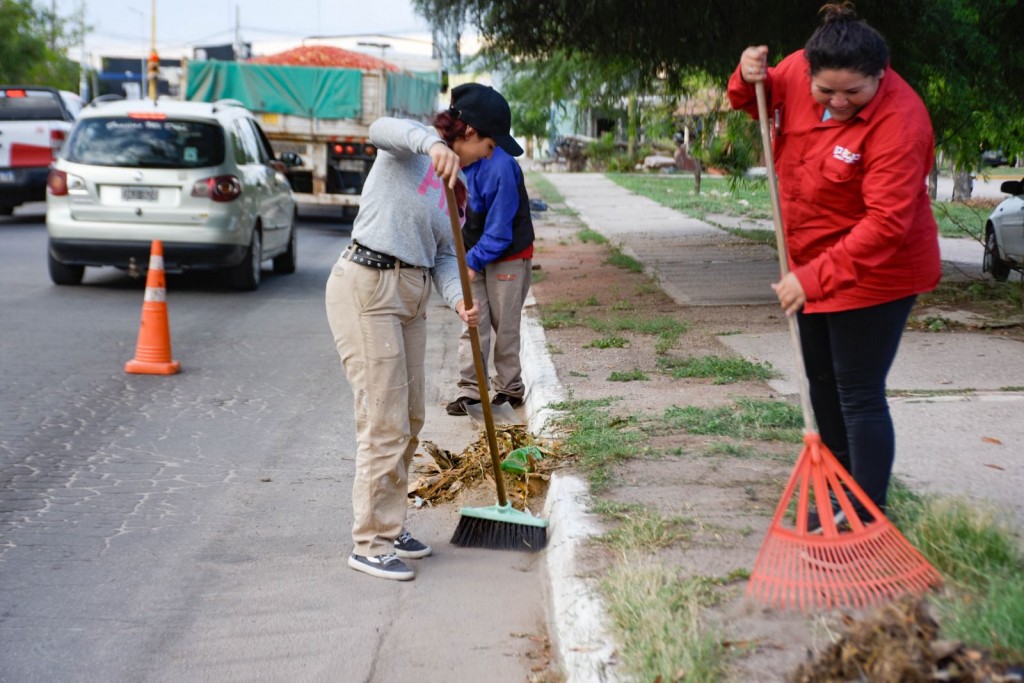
{"left": 46, "top": 0, "right": 439, "bottom": 63}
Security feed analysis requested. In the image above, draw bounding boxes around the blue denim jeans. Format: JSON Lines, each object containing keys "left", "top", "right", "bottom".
{"left": 797, "top": 296, "right": 916, "bottom": 515}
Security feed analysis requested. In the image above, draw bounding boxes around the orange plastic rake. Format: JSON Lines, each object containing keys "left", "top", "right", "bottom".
{"left": 745, "top": 80, "right": 941, "bottom": 610}
{"left": 747, "top": 432, "right": 942, "bottom": 610}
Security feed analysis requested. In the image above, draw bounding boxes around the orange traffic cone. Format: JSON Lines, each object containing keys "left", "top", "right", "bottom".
{"left": 124, "top": 240, "right": 181, "bottom": 375}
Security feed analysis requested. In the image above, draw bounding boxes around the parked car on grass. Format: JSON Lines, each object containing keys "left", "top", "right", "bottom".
{"left": 46, "top": 97, "right": 300, "bottom": 290}
{"left": 983, "top": 177, "right": 1024, "bottom": 281}
{"left": 981, "top": 149, "right": 1009, "bottom": 168}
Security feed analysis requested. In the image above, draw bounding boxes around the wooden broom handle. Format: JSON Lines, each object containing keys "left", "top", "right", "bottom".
{"left": 444, "top": 184, "right": 509, "bottom": 506}
{"left": 755, "top": 80, "right": 816, "bottom": 433}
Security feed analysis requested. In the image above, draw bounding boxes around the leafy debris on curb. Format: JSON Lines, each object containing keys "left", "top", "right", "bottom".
{"left": 410, "top": 426, "right": 562, "bottom": 508}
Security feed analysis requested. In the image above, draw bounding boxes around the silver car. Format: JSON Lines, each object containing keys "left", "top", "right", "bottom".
{"left": 46, "top": 98, "right": 299, "bottom": 290}
{"left": 983, "top": 177, "right": 1024, "bottom": 281}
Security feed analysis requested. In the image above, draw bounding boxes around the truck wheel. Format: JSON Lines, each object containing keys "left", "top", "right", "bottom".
{"left": 48, "top": 249, "right": 84, "bottom": 285}
{"left": 273, "top": 222, "right": 297, "bottom": 274}
{"left": 228, "top": 227, "right": 262, "bottom": 291}
{"left": 984, "top": 229, "right": 1010, "bottom": 282}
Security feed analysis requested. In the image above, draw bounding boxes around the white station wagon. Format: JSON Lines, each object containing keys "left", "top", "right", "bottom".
{"left": 46, "top": 97, "right": 300, "bottom": 290}
{"left": 983, "top": 177, "right": 1024, "bottom": 281}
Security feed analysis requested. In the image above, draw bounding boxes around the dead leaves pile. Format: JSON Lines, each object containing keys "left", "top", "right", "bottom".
{"left": 409, "top": 425, "right": 563, "bottom": 509}
{"left": 791, "top": 595, "right": 1024, "bottom": 682}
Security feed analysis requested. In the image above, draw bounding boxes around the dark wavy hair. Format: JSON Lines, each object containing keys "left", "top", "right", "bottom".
{"left": 804, "top": 2, "right": 889, "bottom": 76}
{"left": 430, "top": 110, "right": 469, "bottom": 208}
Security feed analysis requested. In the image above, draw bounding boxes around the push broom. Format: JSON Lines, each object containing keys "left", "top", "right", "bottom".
{"left": 443, "top": 184, "right": 548, "bottom": 551}
{"left": 746, "top": 80, "right": 941, "bottom": 610}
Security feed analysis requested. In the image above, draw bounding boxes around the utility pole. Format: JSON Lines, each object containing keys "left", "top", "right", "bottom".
{"left": 78, "top": 1, "right": 89, "bottom": 101}
{"left": 147, "top": 0, "right": 158, "bottom": 101}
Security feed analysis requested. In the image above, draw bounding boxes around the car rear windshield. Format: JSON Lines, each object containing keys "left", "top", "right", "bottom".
{"left": 0, "top": 88, "right": 67, "bottom": 121}
{"left": 63, "top": 117, "right": 225, "bottom": 168}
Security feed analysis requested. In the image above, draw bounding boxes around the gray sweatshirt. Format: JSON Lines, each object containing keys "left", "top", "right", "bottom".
{"left": 333, "top": 117, "right": 464, "bottom": 309}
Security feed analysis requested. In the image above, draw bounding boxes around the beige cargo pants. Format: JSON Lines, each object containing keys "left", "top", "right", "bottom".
{"left": 326, "top": 259, "right": 431, "bottom": 558}
{"left": 456, "top": 257, "right": 532, "bottom": 400}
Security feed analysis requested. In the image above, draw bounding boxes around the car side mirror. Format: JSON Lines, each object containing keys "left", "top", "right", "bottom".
{"left": 999, "top": 180, "right": 1023, "bottom": 196}
{"left": 279, "top": 151, "right": 302, "bottom": 167}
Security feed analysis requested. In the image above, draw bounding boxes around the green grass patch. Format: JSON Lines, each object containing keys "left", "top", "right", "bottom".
{"left": 659, "top": 398, "right": 803, "bottom": 442}
{"left": 607, "top": 172, "right": 1002, "bottom": 243}
{"left": 931, "top": 199, "right": 996, "bottom": 240}
{"left": 525, "top": 171, "right": 564, "bottom": 205}
{"left": 891, "top": 493, "right": 1024, "bottom": 662}
{"left": 588, "top": 316, "right": 688, "bottom": 336}
{"left": 550, "top": 398, "right": 646, "bottom": 489}
{"left": 608, "top": 369, "right": 649, "bottom": 382}
{"left": 579, "top": 227, "right": 608, "bottom": 244}
{"left": 590, "top": 500, "right": 691, "bottom": 553}
{"left": 657, "top": 355, "right": 778, "bottom": 384}
{"left": 536, "top": 296, "right": 603, "bottom": 330}
{"left": 917, "top": 279, "right": 1022, "bottom": 309}
{"left": 586, "top": 315, "right": 689, "bottom": 355}
{"left": 584, "top": 336, "right": 629, "bottom": 349}
{"left": 537, "top": 310, "right": 577, "bottom": 330}
{"left": 606, "top": 247, "right": 644, "bottom": 272}
{"left": 609, "top": 173, "right": 772, "bottom": 220}
{"left": 723, "top": 226, "right": 778, "bottom": 247}
{"left": 601, "top": 565, "right": 727, "bottom": 683}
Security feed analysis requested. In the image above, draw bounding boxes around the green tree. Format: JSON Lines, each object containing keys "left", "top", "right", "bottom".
{"left": 412, "top": 0, "right": 1024, "bottom": 197}
{"left": 0, "top": 0, "right": 83, "bottom": 91}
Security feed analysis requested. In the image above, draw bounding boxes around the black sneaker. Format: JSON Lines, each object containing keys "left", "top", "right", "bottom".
{"left": 348, "top": 552, "right": 414, "bottom": 580}
{"left": 807, "top": 508, "right": 847, "bottom": 535}
{"left": 446, "top": 396, "right": 480, "bottom": 416}
{"left": 492, "top": 393, "right": 524, "bottom": 408}
{"left": 393, "top": 530, "right": 432, "bottom": 559}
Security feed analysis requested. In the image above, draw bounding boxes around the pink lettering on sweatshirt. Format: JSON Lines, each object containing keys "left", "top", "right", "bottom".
{"left": 418, "top": 164, "right": 446, "bottom": 211}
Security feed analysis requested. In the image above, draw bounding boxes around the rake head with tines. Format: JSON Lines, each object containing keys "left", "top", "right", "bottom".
{"left": 746, "top": 432, "right": 942, "bottom": 611}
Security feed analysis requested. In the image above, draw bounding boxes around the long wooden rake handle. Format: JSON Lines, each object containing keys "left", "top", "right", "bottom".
{"left": 444, "top": 184, "right": 509, "bottom": 507}
{"left": 754, "top": 80, "right": 816, "bottom": 433}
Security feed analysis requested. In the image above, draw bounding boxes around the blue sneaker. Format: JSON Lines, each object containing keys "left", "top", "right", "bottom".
{"left": 393, "top": 530, "right": 432, "bottom": 559}
{"left": 348, "top": 552, "right": 414, "bottom": 580}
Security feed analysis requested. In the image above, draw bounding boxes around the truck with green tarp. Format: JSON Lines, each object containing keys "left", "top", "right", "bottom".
{"left": 183, "top": 59, "right": 440, "bottom": 213}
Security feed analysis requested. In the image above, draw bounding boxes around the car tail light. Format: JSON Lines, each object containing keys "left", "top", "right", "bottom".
{"left": 3, "top": 89, "right": 27, "bottom": 98}
{"left": 330, "top": 139, "right": 373, "bottom": 159}
{"left": 192, "top": 175, "right": 242, "bottom": 202}
{"left": 50, "top": 129, "right": 66, "bottom": 158}
{"left": 47, "top": 169, "right": 68, "bottom": 196}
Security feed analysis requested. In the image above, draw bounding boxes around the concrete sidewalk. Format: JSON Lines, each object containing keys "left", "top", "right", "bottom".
{"left": 531, "top": 172, "right": 1024, "bottom": 682}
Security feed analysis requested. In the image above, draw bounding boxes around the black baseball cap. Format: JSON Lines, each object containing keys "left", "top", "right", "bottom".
{"left": 449, "top": 83, "right": 524, "bottom": 157}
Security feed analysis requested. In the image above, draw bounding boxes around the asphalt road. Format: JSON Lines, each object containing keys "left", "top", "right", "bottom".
{"left": 0, "top": 205, "right": 546, "bottom": 683}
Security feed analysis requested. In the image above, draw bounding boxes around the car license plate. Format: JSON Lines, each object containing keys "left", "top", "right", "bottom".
{"left": 122, "top": 186, "right": 158, "bottom": 202}
{"left": 0, "top": 170, "right": 15, "bottom": 184}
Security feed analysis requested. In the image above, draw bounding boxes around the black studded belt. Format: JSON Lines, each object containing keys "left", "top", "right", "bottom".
{"left": 343, "top": 242, "right": 422, "bottom": 270}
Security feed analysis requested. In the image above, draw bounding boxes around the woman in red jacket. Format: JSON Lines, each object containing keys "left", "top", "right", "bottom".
{"left": 728, "top": 3, "right": 941, "bottom": 527}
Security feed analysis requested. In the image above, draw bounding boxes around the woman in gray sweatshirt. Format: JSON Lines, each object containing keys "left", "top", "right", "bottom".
{"left": 325, "top": 84, "right": 523, "bottom": 581}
